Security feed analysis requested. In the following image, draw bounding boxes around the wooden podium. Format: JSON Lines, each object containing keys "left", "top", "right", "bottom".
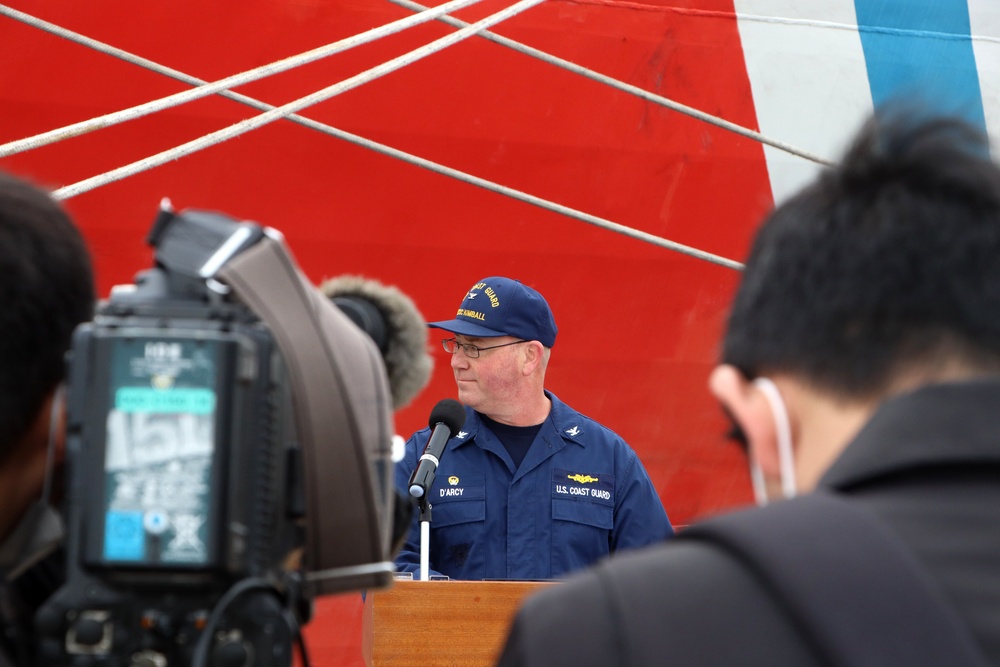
{"left": 362, "top": 579, "right": 553, "bottom": 667}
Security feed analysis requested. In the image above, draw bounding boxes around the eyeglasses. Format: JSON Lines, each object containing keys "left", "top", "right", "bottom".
{"left": 441, "top": 338, "right": 527, "bottom": 358}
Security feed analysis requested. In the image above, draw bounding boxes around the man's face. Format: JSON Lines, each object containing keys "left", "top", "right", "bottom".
{"left": 449, "top": 334, "right": 525, "bottom": 416}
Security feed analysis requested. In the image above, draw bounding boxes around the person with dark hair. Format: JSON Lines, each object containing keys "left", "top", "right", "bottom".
{"left": 394, "top": 276, "right": 672, "bottom": 581}
{"left": 0, "top": 172, "right": 95, "bottom": 665}
{"left": 497, "top": 110, "right": 1000, "bottom": 666}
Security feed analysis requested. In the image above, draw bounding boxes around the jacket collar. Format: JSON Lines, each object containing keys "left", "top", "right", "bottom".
{"left": 821, "top": 378, "right": 1000, "bottom": 490}
{"left": 451, "top": 391, "right": 588, "bottom": 448}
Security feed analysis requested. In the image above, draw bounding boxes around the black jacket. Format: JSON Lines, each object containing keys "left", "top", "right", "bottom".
{"left": 0, "top": 551, "right": 63, "bottom": 667}
{"left": 498, "top": 379, "right": 1000, "bottom": 666}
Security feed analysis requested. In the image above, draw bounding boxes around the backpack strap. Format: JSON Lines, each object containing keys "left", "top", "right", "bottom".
{"left": 681, "top": 493, "right": 990, "bottom": 667}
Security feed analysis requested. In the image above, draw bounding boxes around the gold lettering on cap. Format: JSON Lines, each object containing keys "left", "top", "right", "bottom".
{"left": 457, "top": 308, "right": 486, "bottom": 321}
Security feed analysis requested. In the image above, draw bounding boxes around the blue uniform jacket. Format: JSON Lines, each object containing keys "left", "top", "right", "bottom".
{"left": 394, "top": 392, "right": 673, "bottom": 580}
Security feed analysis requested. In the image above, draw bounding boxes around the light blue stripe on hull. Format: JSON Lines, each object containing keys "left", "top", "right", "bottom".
{"left": 855, "top": 0, "right": 987, "bottom": 135}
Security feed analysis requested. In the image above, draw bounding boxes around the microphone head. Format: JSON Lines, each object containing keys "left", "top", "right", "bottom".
{"left": 319, "top": 275, "right": 433, "bottom": 410}
{"left": 429, "top": 398, "right": 466, "bottom": 433}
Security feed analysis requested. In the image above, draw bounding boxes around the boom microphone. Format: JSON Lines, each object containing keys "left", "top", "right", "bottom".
{"left": 408, "top": 399, "right": 466, "bottom": 499}
{"left": 319, "top": 275, "right": 433, "bottom": 409}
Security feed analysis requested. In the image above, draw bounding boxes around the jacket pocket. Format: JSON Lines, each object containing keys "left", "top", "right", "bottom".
{"left": 552, "top": 497, "right": 613, "bottom": 530}
{"left": 433, "top": 498, "right": 486, "bottom": 527}
{"left": 549, "top": 498, "right": 613, "bottom": 576}
{"left": 431, "top": 498, "right": 486, "bottom": 576}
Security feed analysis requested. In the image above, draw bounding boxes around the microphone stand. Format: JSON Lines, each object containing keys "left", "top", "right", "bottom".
{"left": 417, "top": 495, "right": 432, "bottom": 581}
{"left": 408, "top": 397, "right": 465, "bottom": 581}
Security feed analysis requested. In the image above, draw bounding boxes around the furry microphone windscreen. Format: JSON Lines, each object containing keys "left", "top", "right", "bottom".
{"left": 319, "top": 275, "right": 433, "bottom": 410}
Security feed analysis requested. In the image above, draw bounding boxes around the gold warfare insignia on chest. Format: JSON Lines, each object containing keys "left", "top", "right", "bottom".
{"left": 567, "top": 474, "right": 599, "bottom": 484}
{"left": 448, "top": 476, "right": 460, "bottom": 486}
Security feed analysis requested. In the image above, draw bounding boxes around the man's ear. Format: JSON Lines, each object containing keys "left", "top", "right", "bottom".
{"left": 520, "top": 341, "right": 545, "bottom": 375}
{"left": 709, "top": 365, "right": 781, "bottom": 478}
{"left": 22, "top": 387, "right": 67, "bottom": 464}
{"left": 49, "top": 386, "right": 67, "bottom": 463}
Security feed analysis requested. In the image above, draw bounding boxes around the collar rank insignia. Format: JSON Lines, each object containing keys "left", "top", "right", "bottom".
{"left": 565, "top": 426, "right": 581, "bottom": 437}
{"left": 457, "top": 431, "right": 468, "bottom": 439}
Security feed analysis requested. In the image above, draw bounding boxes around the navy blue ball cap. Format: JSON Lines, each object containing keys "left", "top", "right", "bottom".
{"left": 428, "top": 276, "right": 557, "bottom": 348}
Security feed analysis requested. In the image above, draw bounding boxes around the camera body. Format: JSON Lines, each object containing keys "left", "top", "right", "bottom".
{"left": 31, "top": 206, "right": 393, "bottom": 666}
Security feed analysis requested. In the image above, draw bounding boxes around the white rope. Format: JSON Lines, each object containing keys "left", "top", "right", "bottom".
{"left": 313, "top": 125, "right": 744, "bottom": 269}
{"left": 51, "top": 0, "right": 545, "bottom": 201}
{"left": 388, "top": 0, "right": 835, "bottom": 168}
{"left": 0, "top": 0, "right": 486, "bottom": 159}
{"left": 1, "top": 3, "right": 743, "bottom": 270}
{"left": 735, "top": 11, "right": 1000, "bottom": 45}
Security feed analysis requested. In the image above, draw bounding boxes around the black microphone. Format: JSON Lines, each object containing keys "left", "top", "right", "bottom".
{"left": 408, "top": 399, "right": 466, "bottom": 499}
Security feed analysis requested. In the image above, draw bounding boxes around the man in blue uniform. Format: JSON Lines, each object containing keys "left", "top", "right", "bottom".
{"left": 394, "top": 276, "right": 672, "bottom": 580}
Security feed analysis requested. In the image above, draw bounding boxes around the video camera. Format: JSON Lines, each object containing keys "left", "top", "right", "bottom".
{"left": 33, "top": 204, "right": 402, "bottom": 667}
